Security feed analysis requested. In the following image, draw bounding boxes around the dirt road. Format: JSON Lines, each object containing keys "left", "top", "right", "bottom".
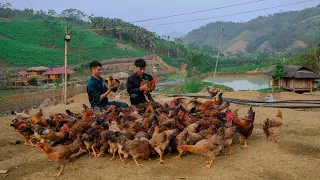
{"left": 0, "top": 91, "right": 319, "bottom": 180}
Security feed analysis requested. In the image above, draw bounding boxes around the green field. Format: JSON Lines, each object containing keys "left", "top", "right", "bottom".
{"left": 0, "top": 20, "right": 146, "bottom": 66}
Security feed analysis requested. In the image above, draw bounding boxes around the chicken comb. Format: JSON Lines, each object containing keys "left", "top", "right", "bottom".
{"left": 153, "top": 76, "right": 159, "bottom": 84}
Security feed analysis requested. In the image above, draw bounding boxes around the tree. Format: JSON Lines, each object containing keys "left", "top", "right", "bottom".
{"left": 28, "top": 78, "right": 38, "bottom": 86}
{"left": 54, "top": 78, "right": 62, "bottom": 87}
{"left": 275, "top": 58, "right": 285, "bottom": 88}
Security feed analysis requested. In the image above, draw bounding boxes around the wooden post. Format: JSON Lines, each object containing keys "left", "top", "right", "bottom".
{"left": 64, "top": 27, "right": 68, "bottom": 105}
{"left": 271, "top": 78, "right": 274, "bottom": 93}
{"left": 310, "top": 80, "right": 313, "bottom": 93}
{"left": 293, "top": 79, "right": 295, "bottom": 93}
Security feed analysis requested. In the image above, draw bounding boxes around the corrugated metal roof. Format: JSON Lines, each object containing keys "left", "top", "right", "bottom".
{"left": 265, "top": 65, "right": 320, "bottom": 79}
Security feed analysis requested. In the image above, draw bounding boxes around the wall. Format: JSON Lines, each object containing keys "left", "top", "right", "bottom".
{"left": 0, "top": 85, "right": 86, "bottom": 113}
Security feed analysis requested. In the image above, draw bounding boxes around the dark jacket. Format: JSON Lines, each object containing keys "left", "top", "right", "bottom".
{"left": 87, "top": 76, "right": 108, "bottom": 108}
{"left": 127, "top": 73, "right": 153, "bottom": 99}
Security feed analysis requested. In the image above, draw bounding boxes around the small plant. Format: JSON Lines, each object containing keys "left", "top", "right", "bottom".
{"left": 54, "top": 78, "right": 62, "bottom": 87}
{"left": 28, "top": 77, "right": 38, "bottom": 86}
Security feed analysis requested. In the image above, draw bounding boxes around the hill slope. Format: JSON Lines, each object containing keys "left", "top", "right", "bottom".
{"left": 183, "top": 5, "right": 320, "bottom": 54}
{"left": 0, "top": 19, "right": 146, "bottom": 66}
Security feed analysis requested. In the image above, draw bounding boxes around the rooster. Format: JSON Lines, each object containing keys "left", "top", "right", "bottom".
{"left": 226, "top": 107, "right": 255, "bottom": 148}
{"left": 263, "top": 109, "right": 283, "bottom": 142}
{"left": 207, "top": 87, "right": 220, "bottom": 98}
{"left": 140, "top": 76, "right": 159, "bottom": 102}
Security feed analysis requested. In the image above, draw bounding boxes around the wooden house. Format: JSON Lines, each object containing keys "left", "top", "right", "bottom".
{"left": 9, "top": 71, "right": 30, "bottom": 86}
{"left": 43, "top": 67, "right": 74, "bottom": 83}
{"left": 265, "top": 65, "right": 320, "bottom": 92}
{"left": 26, "top": 66, "right": 50, "bottom": 76}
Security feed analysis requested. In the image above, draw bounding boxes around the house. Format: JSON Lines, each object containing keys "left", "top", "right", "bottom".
{"left": 265, "top": 65, "right": 320, "bottom": 92}
{"left": 11, "top": 71, "right": 30, "bottom": 78}
{"left": 26, "top": 66, "right": 50, "bottom": 76}
{"left": 43, "top": 67, "right": 74, "bottom": 83}
{"left": 9, "top": 71, "right": 30, "bottom": 86}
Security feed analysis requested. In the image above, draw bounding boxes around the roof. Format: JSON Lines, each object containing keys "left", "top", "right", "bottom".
{"left": 26, "top": 66, "right": 50, "bottom": 72}
{"left": 265, "top": 65, "right": 320, "bottom": 79}
{"left": 113, "top": 72, "right": 129, "bottom": 79}
{"left": 43, "top": 67, "right": 74, "bottom": 75}
{"left": 12, "top": 71, "right": 29, "bottom": 76}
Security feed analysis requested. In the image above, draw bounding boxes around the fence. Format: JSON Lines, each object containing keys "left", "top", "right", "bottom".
{"left": 0, "top": 85, "right": 87, "bottom": 113}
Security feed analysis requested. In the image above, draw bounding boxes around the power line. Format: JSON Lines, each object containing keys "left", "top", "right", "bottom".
{"left": 130, "top": 0, "right": 264, "bottom": 23}
{"left": 73, "top": 0, "right": 317, "bottom": 32}
{"left": 143, "top": 0, "right": 318, "bottom": 27}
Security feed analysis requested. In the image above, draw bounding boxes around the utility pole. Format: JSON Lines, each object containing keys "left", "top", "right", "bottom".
{"left": 213, "top": 28, "right": 224, "bottom": 78}
{"left": 64, "top": 27, "right": 71, "bottom": 105}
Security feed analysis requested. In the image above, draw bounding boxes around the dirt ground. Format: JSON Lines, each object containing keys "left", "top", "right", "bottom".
{"left": 0, "top": 91, "right": 320, "bottom": 180}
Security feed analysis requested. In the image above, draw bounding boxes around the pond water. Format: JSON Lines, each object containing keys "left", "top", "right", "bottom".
{"left": 203, "top": 75, "right": 270, "bottom": 91}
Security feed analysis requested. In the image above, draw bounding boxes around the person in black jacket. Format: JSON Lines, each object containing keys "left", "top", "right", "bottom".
{"left": 126, "top": 59, "right": 153, "bottom": 105}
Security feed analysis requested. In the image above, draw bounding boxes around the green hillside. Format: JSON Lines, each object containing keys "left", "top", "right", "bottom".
{"left": 183, "top": 5, "right": 320, "bottom": 54}
{"left": 0, "top": 19, "right": 145, "bottom": 66}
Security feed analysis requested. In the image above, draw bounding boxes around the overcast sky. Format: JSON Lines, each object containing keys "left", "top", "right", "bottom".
{"left": 1, "top": 0, "right": 319, "bottom": 35}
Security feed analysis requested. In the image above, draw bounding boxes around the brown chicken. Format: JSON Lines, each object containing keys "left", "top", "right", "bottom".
{"left": 36, "top": 140, "right": 82, "bottom": 177}
{"left": 263, "top": 109, "right": 283, "bottom": 142}
{"left": 140, "top": 76, "right": 159, "bottom": 102}
{"left": 32, "top": 108, "right": 47, "bottom": 126}
{"left": 226, "top": 107, "right": 255, "bottom": 148}
{"left": 105, "top": 75, "right": 120, "bottom": 92}
{"left": 179, "top": 127, "right": 225, "bottom": 168}
{"left": 10, "top": 118, "right": 34, "bottom": 146}
{"left": 69, "top": 121, "right": 92, "bottom": 140}
{"left": 207, "top": 87, "right": 220, "bottom": 98}
{"left": 122, "top": 137, "right": 151, "bottom": 167}
{"left": 149, "top": 126, "right": 178, "bottom": 164}
{"left": 223, "top": 125, "right": 237, "bottom": 155}
{"left": 175, "top": 130, "right": 188, "bottom": 159}
{"left": 81, "top": 104, "right": 94, "bottom": 122}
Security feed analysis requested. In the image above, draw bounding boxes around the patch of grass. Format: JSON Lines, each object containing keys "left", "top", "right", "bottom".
{"left": 160, "top": 77, "right": 233, "bottom": 94}
{"left": 256, "top": 87, "right": 281, "bottom": 93}
{"left": 159, "top": 73, "right": 185, "bottom": 82}
{"left": 161, "top": 57, "right": 181, "bottom": 68}
{"left": 0, "top": 20, "right": 146, "bottom": 66}
{"left": 217, "top": 64, "right": 268, "bottom": 73}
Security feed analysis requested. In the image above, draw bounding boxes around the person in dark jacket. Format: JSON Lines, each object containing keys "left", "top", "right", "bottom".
{"left": 87, "top": 61, "right": 128, "bottom": 110}
{"left": 126, "top": 59, "right": 153, "bottom": 105}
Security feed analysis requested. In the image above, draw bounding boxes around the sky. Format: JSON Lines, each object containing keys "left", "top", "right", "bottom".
{"left": 1, "top": 0, "right": 320, "bottom": 35}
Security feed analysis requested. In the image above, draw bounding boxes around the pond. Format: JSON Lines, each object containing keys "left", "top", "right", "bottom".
{"left": 203, "top": 75, "right": 270, "bottom": 91}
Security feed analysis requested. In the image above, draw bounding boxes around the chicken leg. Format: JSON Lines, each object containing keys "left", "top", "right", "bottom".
{"left": 154, "top": 147, "right": 164, "bottom": 164}
{"left": 238, "top": 136, "right": 243, "bottom": 144}
{"left": 133, "top": 158, "right": 143, "bottom": 167}
{"left": 204, "top": 159, "right": 213, "bottom": 168}
{"left": 118, "top": 151, "right": 125, "bottom": 162}
{"left": 174, "top": 153, "right": 182, "bottom": 159}
{"left": 241, "top": 139, "right": 249, "bottom": 148}
{"left": 56, "top": 164, "right": 66, "bottom": 177}
{"left": 110, "top": 150, "right": 116, "bottom": 161}
{"left": 224, "top": 145, "right": 233, "bottom": 156}
{"left": 72, "top": 162, "right": 78, "bottom": 170}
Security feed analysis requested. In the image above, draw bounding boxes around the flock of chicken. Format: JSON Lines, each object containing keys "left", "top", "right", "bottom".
{"left": 10, "top": 89, "right": 283, "bottom": 177}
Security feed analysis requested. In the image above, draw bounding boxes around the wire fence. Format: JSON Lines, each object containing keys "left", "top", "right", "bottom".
{"left": 0, "top": 85, "right": 86, "bottom": 113}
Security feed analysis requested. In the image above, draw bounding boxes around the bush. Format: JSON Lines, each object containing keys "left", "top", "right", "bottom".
{"left": 28, "top": 77, "right": 38, "bottom": 86}
{"left": 54, "top": 78, "right": 62, "bottom": 87}
{"left": 256, "top": 87, "right": 281, "bottom": 93}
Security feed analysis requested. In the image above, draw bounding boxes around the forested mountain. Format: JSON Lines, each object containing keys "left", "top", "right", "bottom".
{"left": 183, "top": 4, "right": 320, "bottom": 54}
